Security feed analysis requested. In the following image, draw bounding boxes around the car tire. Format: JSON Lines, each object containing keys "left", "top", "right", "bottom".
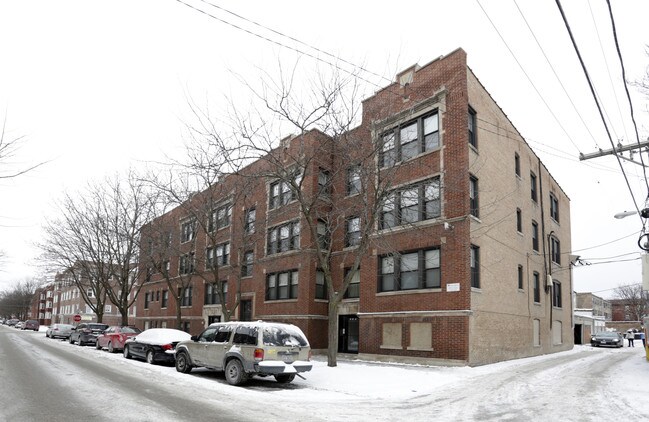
{"left": 175, "top": 351, "right": 192, "bottom": 374}
{"left": 123, "top": 345, "right": 132, "bottom": 359}
{"left": 225, "top": 359, "right": 248, "bottom": 386}
{"left": 146, "top": 350, "right": 155, "bottom": 365}
{"left": 107, "top": 342, "right": 115, "bottom": 353}
{"left": 77, "top": 338, "right": 83, "bottom": 346}
{"left": 96, "top": 341, "right": 102, "bottom": 350}
{"left": 69, "top": 336, "right": 74, "bottom": 344}
{"left": 274, "top": 374, "right": 296, "bottom": 384}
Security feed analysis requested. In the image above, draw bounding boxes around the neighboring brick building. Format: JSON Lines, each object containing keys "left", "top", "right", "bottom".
{"left": 575, "top": 292, "right": 611, "bottom": 320}
{"left": 135, "top": 48, "right": 573, "bottom": 366}
{"left": 30, "top": 283, "right": 55, "bottom": 326}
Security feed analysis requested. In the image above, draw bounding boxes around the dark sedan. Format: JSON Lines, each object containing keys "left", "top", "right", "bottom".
{"left": 69, "top": 323, "right": 109, "bottom": 346}
{"left": 123, "top": 328, "right": 191, "bottom": 365}
{"left": 591, "top": 331, "right": 624, "bottom": 348}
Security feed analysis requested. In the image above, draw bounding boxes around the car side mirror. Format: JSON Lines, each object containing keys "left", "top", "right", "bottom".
{"left": 191, "top": 335, "right": 198, "bottom": 342}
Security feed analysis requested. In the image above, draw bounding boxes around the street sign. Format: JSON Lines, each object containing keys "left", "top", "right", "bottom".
{"left": 73, "top": 314, "right": 81, "bottom": 322}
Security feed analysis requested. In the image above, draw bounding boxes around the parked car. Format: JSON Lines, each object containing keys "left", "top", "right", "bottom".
{"left": 591, "top": 331, "right": 624, "bottom": 348}
{"left": 96, "top": 326, "right": 141, "bottom": 353}
{"left": 69, "top": 323, "right": 109, "bottom": 346}
{"left": 14, "top": 321, "right": 25, "bottom": 329}
{"left": 22, "top": 320, "right": 40, "bottom": 331}
{"left": 6, "top": 319, "right": 19, "bottom": 327}
{"left": 123, "top": 328, "right": 191, "bottom": 364}
{"left": 174, "top": 321, "right": 313, "bottom": 386}
{"left": 46, "top": 323, "right": 75, "bottom": 339}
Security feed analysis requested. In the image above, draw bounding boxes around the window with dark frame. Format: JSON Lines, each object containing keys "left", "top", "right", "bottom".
{"left": 552, "top": 280, "right": 562, "bottom": 308}
{"left": 550, "top": 236, "right": 561, "bottom": 264}
{"left": 317, "top": 219, "right": 330, "bottom": 250}
{"left": 162, "top": 290, "right": 168, "bottom": 308}
{"left": 533, "top": 272, "right": 540, "bottom": 303}
{"left": 344, "top": 268, "right": 360, "bottom": 299}
{"left": 241, "top": 251, "right": 254, "bottom": 277}
{"left": 180, "top": 219, "right": 196, "bottom": 243}
{"left": 471, "top": 245, "right": 480, "bottom": 289}
{"left": 179, "top": 252, "right": 195, "bottom": 275}
{"left": 530, "top": 172, "right": 537, "bottom": 202}
{"left": 269, "top": 172, "right": 301, "bottom": 210}
{"left": 267, "top": 221, "right": 300, "bottom": 255}
{"left": 550, "top": 194, "right": 559, "bottom": 222}
{"left": 532, "top": 221, "right": 539, "bottom": 251}
{"left": 347, "top": 165, "right": 362, "bottom": 196}
{"left": 315, "top": 270, "right": 327, "bottom": 300}
{"left": 180, "top": 285, "right": 193, "bottom": 307}
{"left": 516, "top": 208, "right": 522, "bottom": 232}
{"left": 515, "top": 153, "right": 520, "bottom": 177}
{"left": 379, "top": 111, "right": 439, "bottom": 168}
{"left": 469, "top": 175, "right": 479, "bottom": 218}
{"left": 244, "top": 208, "right": 256, "bottom": 234}
{"left": 318, "top": 168, "right": 331, "bottom": 198}
{"left": 380, "top": 178, "right": 441, "bottom": 229}
{"left": 209, "top": 204, "right": 232, "bottom": 232}
{"left": 266, "top": 270, "right": 299, "bottom": 301}
{"left": 345, "top": 217, "right": 361, "bottom": 247}
{"left": 517, "top": 265, "right": 524, "bottom": 290}
{"left": 378, "top": 249, "right": 440, "bottom": 292}
{"left": 206, "top": 243, "right": 230, "bottom": 269}
{"left": 468, "top": 107, "right": 477, "bottom": 148}
{"left": 205, "top": 282, "right": 227, "bottom": 305}
{"left": 144, "top": 292, "right": 150, "bottom": 309}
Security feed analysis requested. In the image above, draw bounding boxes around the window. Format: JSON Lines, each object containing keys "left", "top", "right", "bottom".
{"left": 87, "top": 289, "right": 94, "bottom": 298}
{"left": 469, "top": 176, "right": 479, "bottom": 218}
{"left": 156, "top": 290, "right": 160, "bottom": 301}
{"left": 378, "top": 249, "right": 440, "bottom": 292}
{"left": 379, "top": 112, "right": 439, "bottom": 167}
{"left": 180, "top": 219, "right": 196, "bottom": 243}
{"left": 346, "top": 217, "right": 361, "bottom": 247}
{"left": 468, "top": 107, "right": 477, "bottom": 148}
{"left": 316, "top": 219, "right": 330, "bottom": 250}
{"left": 206, "top": 243, "right": 230, "bottom": 268}
{"left": 347, "top": 165, "right": 362, "bottom": 196}
{"left": 269, "top": 173, "right": 301, "bottom": 210}
{"left": 517, "top": 265, "right": 524, "bottom": 290}
{"left": 552, "top": 280, "right": 562, "bottom": 308}
{"left": 344, "top": 268, "right": 360, "bottom": 299}
{"left": 533, "top": 272, "right": 540, "bottom": 303}
{"left": 516, "top": 208, "right": 522, "bottom": 233}
{"left": 532, "top": 221, "right": 539, "bottom": 251}
{"left": 318, "top": 169, "right": 331, "bottom": 197}
{"left": 315, "top": 270, "right": 327, "bottom": 300}
{"left": 266, "top": 270, "right": 299, "bottom": 300}
{"left": 380, "top": 178, "right": 441, "bottom": 229}
{"left": 244, "top": 208, "right": 256, "bottom": 234}
{"left": 162, "top": 290, "right": 168, "bottom": 308}
{"left": 241, "top": 251, "right": 254, "bottom": 277}
{"left": 179, "top": 252, "right": 195, "bottom": 275}
{"left": 144, "top": 292, "right": 150, "bottom": 309}
{"left": 205, "top": 282, "right": 227, "bottom": 305}
{"left": 550, "top": 236, "right": 561, "bottom": 264}
{"left": 180, "top": 286, "right": 193, "bottom": 307}
{"left": 470, "top": 245, "right": 480, "bottom": 289}
{"left": 208, "top": 204, "right": 231, "bottom": 232}
{"left": 530, "top": 172, "right": 537, "bottom": 202}
{"left": 267, "top": 221, "right": 300, "bottom": 255}
{"left": 515, "top": 153, "right": 520, "bottom": 177}
{"left": 550, "top": 194, "right": 559, "bottom": 222}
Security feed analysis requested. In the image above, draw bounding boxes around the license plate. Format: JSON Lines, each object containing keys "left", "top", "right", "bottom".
{"left": 279, "top": 353, "right": 297, "bottom": 363}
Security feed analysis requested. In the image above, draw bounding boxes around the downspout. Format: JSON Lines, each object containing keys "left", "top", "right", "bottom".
{"left": 538, "top": 159, "right": 552, "bottom": 330}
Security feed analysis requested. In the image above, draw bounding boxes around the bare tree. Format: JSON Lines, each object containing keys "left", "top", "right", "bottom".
{"left": 40, "top": 171, "right": 159, "bottom": 324}
{"left": 0, "top": 278, "right": 42, "bottom": 320}
{"left": 614, "top": 283, "right": 649, "bottom": 322}
{"left": 188, "top": 63, "right": 414, "bottom": 367}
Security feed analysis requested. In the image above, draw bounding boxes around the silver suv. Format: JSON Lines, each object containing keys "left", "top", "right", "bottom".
{"left": 174, "top": 321, "right": 312, "bottom": 386}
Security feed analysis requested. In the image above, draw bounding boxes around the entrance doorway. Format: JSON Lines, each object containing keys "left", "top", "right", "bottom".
{"left": 240, "top": 300, "right": 253, "bottom": 321}
{"left": 208, "top": 315, "right": 221, "bottom": 325}
{"left": 574, "top": 323, "right": 583, "bottom": 345}
{"left": 338, "top": 315, "right": 359, "bottom": 354}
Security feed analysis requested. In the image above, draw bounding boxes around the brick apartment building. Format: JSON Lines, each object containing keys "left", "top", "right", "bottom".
{"left": 135, "top": 48, "right": 573, "bottom": 366}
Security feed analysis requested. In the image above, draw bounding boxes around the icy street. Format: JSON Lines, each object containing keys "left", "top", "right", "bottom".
{"left": 1, "top": 326, "right": 649, "bottom": 422}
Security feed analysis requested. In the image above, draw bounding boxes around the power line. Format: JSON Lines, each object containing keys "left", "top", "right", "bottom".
{"left": 513, "top": 0, "right": 600, "bottom": 151}
{"left": 475, "top": 0, "right": 583, "bottom": 155}
{"left": 554, "top": 0, "right": 643, "bottom": 227}
{"left": 572, "top": 230, "right": 639, "bottom": 253}
{"left": 605, "top": 0, "right": 649, "bottom": 195}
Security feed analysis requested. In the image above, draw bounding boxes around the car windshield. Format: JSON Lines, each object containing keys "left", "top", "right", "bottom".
{"left": 89, "top": 324, "right": 108, "bottom": 330}
{"left": 121, "top": 327, "right": 141, "bottom": 334}
{"left": 263, "top": 325, "right": 309, "bottom": 347}
{"left": 597, "top": 332, "right": 619, "bottom": 338}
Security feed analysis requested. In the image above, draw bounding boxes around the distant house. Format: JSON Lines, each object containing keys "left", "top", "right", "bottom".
{"left": 573, "top": 292, "right": 610, "bottom": 344}
{"left": 135, "top": 48, "right": 573, "bottom": 366}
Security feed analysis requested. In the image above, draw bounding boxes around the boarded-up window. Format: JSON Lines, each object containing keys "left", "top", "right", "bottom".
{"left": 533, "top": 319, "right": 541, "bottom": 347}
{"left": 381, "top": 323, "right": 402, "bottom": 349}
{"left": 552, "top": 320, "right": 563, "bottom": 345}
{"left": 408, "top": 322, "right": 432, "bottom": 350}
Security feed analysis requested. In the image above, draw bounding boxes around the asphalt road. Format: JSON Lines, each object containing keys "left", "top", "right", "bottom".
{"left": 0, "top": 326, "right": 250, "bottom": 422}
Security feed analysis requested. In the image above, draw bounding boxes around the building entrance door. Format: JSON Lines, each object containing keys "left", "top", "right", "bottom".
{"left": 338, "top": 315, "right": 359, "bottom": 354}
{"left": 240, "top": 300, "right": 253, "bottom": 321}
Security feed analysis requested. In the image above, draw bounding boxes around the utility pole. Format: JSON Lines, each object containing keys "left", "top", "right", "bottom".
{"left": 579, "top": 139, "right": 649, "bottom": 166}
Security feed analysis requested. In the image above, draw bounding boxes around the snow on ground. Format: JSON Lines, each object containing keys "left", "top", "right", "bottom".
{"left": 26, "top": 326, "right": 649, "bottom": 420}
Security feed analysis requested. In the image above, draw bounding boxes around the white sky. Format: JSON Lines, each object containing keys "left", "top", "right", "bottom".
{"left": 1, "top": 0, "right": 648, "bottom": 298}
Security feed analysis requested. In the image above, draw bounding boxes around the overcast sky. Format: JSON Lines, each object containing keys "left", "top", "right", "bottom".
{"left": 1, "top": 0, "right": 648, "bottom": 298}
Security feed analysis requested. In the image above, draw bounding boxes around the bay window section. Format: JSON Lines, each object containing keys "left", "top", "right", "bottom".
{"left": 380, "top": 178, "right": 441, "bottom": 229}
{"left": 379, "top": 111, "right": 439, "bottom": 167}
{"left": 266, "top": 270, "right": 299, "bottom": 301}
{"left": 378, "top": 248, "right": 441, "bottom": 292}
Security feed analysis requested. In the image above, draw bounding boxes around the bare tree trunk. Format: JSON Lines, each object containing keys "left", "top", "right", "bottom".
{"left": 327, "top": 301, "right": 339, "bottom": 367}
